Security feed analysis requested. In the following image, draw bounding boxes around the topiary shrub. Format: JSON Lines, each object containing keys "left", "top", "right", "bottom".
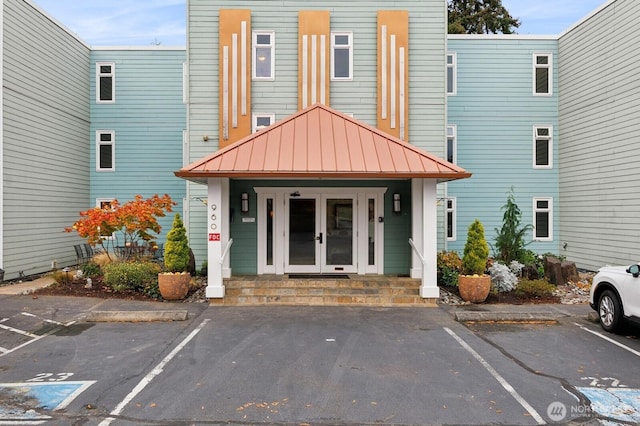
{"left": 103, "top": 261, "right": 161, "bottom": 292}
{"left": 462, "top": 219, "right": 489, "bottom": 275}
{"left": 164, "top": 213, "right": 190, "bottom": 273}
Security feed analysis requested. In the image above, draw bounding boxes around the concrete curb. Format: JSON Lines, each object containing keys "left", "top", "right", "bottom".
{"left": 455, "top": 311, "right": 558, "bottom": 323}
{"left": 84, "top": 310, "right": 189, "bottom": 322}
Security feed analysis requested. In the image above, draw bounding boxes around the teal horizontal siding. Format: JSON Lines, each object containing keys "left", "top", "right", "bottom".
{"left": 90, "top": 49, "right": 187, "bottom": 245}
{"left": 447, "top": 37, "right": 559, "bottom": 257}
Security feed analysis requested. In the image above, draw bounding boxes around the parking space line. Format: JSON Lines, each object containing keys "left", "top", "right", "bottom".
{"left": 0, "top": 322, "right": 39, "bottom": 338}
{"left": 574, "top": 323, "right": 640, "bottom": 357}
{"left": 21, "top": 312, "right": 72, "bottom": 327}
{"left": 98, "top": 318, "right": 210, "bottom": 426}
{"left": 444, "top": 327, "right": 546, "bottom": 425}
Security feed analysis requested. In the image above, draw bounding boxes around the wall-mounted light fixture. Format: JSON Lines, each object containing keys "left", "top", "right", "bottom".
{"left": 241, "top": 192, "right": 249, "bottom": 213}
{"left": 393, "top": 193, "right": 401, "bottom": 214}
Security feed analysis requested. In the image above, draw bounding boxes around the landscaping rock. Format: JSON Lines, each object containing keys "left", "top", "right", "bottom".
{"left": 561, "top": 261, "right": 579, "bottom": 284}
{"left": 522, "top": 264, "right": 540, "bottom": 280}
{"left": 544, "top": 256, "right": 563, "bottom": 285}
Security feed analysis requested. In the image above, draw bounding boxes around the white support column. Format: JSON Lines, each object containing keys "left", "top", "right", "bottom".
{"left": 206, "top": 178, "right": 226, "bottom": 298}
{"left": 421, "top": 180, "right": 439, "bottom": 298}
{"left": 411, "top": 179, "right": 423, "bottom": 279}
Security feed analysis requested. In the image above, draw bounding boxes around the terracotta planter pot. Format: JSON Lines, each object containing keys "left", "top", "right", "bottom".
{"left": 158, "top": 273, "right": 191, "bottom": 300}
{"left": 458, "top": 274, "right": 491, "bottom": 303}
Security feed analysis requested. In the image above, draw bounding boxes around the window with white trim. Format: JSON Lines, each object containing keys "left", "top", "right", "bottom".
{"left": 331, "top": 32, "right": 353, "bottom": 80}
{"left": 96, "top": 62, "right": 115, "bottom": 103}
{"left": 446, "top": 197, "right": 456, "bottom": 241}
{"left": 446, "top": 125, "right": 457, "bottom": 164}
{"left": 533, "top": 197, "right": 552, "bottom": 240}
{"left": 533, "top": 53, "right": 552, "bottom": 95}
{"left": 97, "top": 131, "right": 115, "bottom": 171}
{"left": 533, "top": 126, "right": 552, "bottom": 168}
{"left": 253, "top": 31, "right": 275, "bottom": 80}
{"left": 252, "top": 113, "right": 275, "bottom": 133}
{"left": 447, "top": 52, "right": 457, "bottom": 95}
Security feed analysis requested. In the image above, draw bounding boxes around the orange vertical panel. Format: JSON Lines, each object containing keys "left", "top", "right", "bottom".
{"left": 377, "top": 11, "right": 409, "bottom": 142}
{"left": 219, "top": 9, "right": 252, "bottom": 149}
{"left": 298, "top": 11, "right": 331, "bottom": 110}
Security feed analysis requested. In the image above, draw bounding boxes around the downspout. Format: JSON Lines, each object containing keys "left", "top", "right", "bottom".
{"left": 0, "top": 3, "right": 4, "bottom": 274}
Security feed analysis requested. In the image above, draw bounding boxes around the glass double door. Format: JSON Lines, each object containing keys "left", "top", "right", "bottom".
{"left": 286, "top": 196, "right": 356, "bottom": 273}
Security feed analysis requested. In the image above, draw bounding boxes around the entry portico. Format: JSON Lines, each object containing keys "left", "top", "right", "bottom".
{"left": 175, "top": 104, "right": 471, "bottom": 300}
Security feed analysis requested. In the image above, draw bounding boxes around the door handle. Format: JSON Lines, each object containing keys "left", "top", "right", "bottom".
{"left": 315, "top": 232, "right": 323, "bottom": 244}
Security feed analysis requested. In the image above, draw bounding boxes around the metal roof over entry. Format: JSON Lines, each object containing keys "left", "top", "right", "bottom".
{"left": 175, "top": 103, "right": 471, "bottom": 183}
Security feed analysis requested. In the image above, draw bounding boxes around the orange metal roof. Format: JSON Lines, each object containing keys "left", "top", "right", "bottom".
{"left": 175, "top": 103, "right": 471, "bottom": 183}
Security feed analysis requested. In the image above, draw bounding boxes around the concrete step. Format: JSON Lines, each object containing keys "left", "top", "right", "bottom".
{"left": 210, "top": 277, "right": 436, "bottom": 307}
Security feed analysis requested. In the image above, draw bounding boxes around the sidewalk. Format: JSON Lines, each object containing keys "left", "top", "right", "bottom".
{"left": 0, "top": 275, "right": 56, "bottom": 296}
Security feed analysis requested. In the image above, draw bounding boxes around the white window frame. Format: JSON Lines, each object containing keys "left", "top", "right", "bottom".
{"left": 252, "top": 31, "right": 275, "bottom": 80}
{"left": 533, "top": 125, "right": 553, "bottom": 169}
{"left": 447, "top": 52, "right": 457, "bottom": 95}
{"left": 446, "top": 197, "right": 456, "bottom": 242}
{"left": 252, "top": 113, "right": 275, "bottom": 133}
{"left": 96, "top": 130, "right": 115, "bottom": 172}
{"left": 331, "top": 31, "right": 353, "bottom": 81}
{"left": 533, "top": 53, "right": 552, "bottom": 96}
{"left": 446, "top": 125, "right": 457, "bottom": 164}
{"left": 96, "top": 62, "right": 115, "bottom": 103}
{"left": 533, "top": 197, "right": 553, "bottom": 241}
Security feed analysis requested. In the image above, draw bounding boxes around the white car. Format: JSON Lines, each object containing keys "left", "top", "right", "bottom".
{"left": 589, "top": 264, "right": 640, "bottom": 332}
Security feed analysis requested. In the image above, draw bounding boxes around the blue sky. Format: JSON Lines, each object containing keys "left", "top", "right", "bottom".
{"left": 32, "top": 0, "right": 609, "bottom": 46}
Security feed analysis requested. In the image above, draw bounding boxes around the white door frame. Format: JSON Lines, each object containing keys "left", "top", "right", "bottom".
{"left": 256, "top": 187, "right": 386, "bottom": 275}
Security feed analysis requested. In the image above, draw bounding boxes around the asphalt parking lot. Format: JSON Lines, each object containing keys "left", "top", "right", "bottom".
{"left": 1, "top": 296, "right": 639, "bottom": 425}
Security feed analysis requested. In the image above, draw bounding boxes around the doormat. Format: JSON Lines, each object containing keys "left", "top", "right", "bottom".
{"left": 288, "top": 274, "right": 350, "bottom": 279}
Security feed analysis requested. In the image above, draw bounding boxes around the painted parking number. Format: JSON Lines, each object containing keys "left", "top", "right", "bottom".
{"left": 27, "top": 373, "right": 74, "bottom": 382}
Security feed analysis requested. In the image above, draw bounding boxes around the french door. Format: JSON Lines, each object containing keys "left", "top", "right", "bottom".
{"left": 285, "top": 195, "right": 356, "bottom": 273}
{"left": 256, "top": 188, "right": 386, "bottom": 275}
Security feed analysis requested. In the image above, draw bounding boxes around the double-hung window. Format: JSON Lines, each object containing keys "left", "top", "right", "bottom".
{"left": 533, "top": 53, "right": 552, "bottom": 95}
{"left": 97, "top": 131, "right": 115, "bottom": 171}
{"left": 533, "top": 198, "right": 553, "bottom": 240}
{"left": 331, "top": 32, "right": 353, "bottom": 80}
{"left": 447, "top": 52, "right": 457, "bottom": 95}
{"left": 446, "top": 125, "right": 457, "bottom": 164}
{"left": 446, "top": 197, "right": 456, "bottom": 241}
{"left": 533, "top": 126, "right": 552, "bottom": 168}
{"left": 96, "top": 62, "right": 115, "bottom": 103}
{"left": 253, "top": 31, "right": 275, "bottom": 80}
{"left": 252, "top": 113, "right": 275, "bottom": 133}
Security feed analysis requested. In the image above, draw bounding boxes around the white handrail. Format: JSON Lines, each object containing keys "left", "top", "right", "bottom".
{"left": 408, "top": 238, "right": 425, "bottom": 265}
{"left": 219, "top": 238, "right": 234, "bottom": 265}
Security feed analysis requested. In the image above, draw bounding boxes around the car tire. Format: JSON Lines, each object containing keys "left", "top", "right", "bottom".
{"left": 598, "top": 289, "right": 622, "bottom": 332}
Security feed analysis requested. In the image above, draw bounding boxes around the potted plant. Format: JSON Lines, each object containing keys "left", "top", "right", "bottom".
{"left": 158, "top": 213, "right": 191, "bottom": 300}
{"left": 458, "top": 219, "right": 491, "bottom": 303}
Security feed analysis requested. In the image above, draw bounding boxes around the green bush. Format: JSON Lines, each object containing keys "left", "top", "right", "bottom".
{"left": 440, "top": 267, "right": 460, "bottom": 287}
{"left": 103, "top": 261, "right": 161, "bottom": 292}
{"left": 164, "top": 214, "right": 190, "bottom": 273}
{"left": 462, "top": 219, "right": 489, "bottom": 275}
{"left": 81, "top": 262, "right": 101, "bottom": 278}
{"left": 515, "top": 279, "right": 556, "bottom": 298}
{"left": 493, "top": 188, "right": 532, "bottom": 264}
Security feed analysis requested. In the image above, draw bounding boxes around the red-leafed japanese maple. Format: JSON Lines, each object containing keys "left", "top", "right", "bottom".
{"left": 65, "top": 194, "right": 176, "bottom": 261}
